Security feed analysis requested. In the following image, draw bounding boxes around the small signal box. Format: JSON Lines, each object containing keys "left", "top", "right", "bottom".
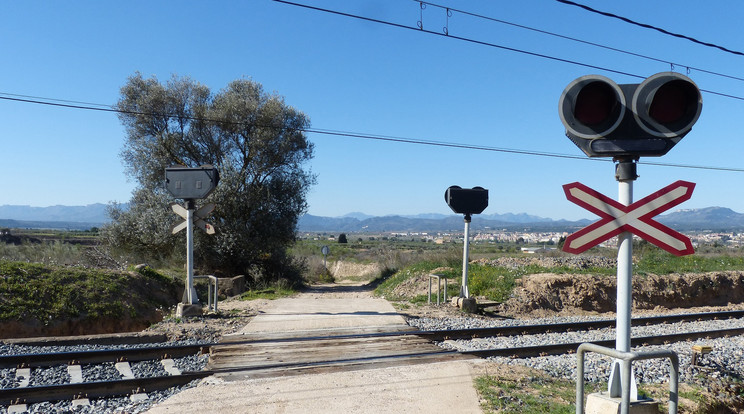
{"left": 165, "top": 165, "right": 220, "bottom": 200}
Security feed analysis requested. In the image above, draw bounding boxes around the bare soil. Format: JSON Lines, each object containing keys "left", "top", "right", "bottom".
{"left": 329, "top": 261, "right": 380, "bottom": 282}
{"left": 383, "top": 267, "right": 744, "bottom": 319}
{"left": 501, "top": 271, "right": 744, "bottom": 317}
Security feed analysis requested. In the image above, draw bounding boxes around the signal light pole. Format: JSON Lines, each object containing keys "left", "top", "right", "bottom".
{"left": 559, "top": 71, "right": 702, "bottom": 404}
{"left": 165, "top": 165, "right": 220, "bottom": 315}
{"left": 611, "top": 158, "right": 638, "bottom": 399}
{"left": 444, "top": 186, "right": 488, "bottom": 299}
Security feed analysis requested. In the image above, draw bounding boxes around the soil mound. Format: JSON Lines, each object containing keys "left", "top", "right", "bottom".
{"left": 502, "top": 271, "right": 744, "bottom": 316}
{"left": 329, "top": 261, "right": 380, "bottom": 281}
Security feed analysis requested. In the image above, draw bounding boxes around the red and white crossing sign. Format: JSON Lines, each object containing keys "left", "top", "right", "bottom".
{"left": 563, "top": 180, "right": 695, "bottom": 256}
{"left": 171, "top": 203, "right": 216, "bottom": 235}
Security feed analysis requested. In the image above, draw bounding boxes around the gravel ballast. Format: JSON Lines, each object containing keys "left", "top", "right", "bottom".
{"left": 409, "top": 313, "right": 744, "bottom": 387}
{"left": 0, "top": 340, "right": 209, "bottom": 414}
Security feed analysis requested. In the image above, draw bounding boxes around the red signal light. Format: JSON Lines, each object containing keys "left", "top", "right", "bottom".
{"left": 633, "top": 73, "right": 702, "bottom": 139}
{"left": 648, "top": 80, "right": 699, "bottom": 124}
{"left": 649, "top": 81, "right": 687, "bottom": 123}
{"left": 575, "top": 81, "right": 617, "bottom": 126}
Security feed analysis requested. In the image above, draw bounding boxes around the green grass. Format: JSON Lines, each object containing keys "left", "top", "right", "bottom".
{"left": 238, "top": 286, "right": 296, "bottom": 300}
{"left": 475, "top": 375, "right": 594, "bottom": 413}
{"left": 374, "top": 260, "right": 459, "bottom": 300}
{"left": 0, "top": 260, "right": 179, "bottom": 322}
{"left": 468, "top": 263, "right": 521, "bottom": 302}
{"left": 636, "top": 249, "right": 744, "bottom": 274}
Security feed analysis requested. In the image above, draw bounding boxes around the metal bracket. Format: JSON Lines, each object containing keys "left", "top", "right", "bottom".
{"left": 576, "top": 343, "right": 679, "bottom": 414}
{"left": 428, "top": 274, "right": 449, "bottom": 305}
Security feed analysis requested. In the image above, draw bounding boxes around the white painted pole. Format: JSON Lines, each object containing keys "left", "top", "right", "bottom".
{"left": 461, "top": 215, "right": 471, "bottom": 298}
{"left": 616, "top": 180, "right": 632, "bottom": 355}
{"left": 186, "top": 202, "right": 195, "bottom": 304}
{"left": 609, "top": 162, "right": 638, "bottom": 400}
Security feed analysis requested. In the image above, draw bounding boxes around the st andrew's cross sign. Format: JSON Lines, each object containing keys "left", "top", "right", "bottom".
{"left": 171, "top": 203, "right": 216, "bottom": 235}
{"left": 562, "top": 180, "right": 695, "bottom": 256}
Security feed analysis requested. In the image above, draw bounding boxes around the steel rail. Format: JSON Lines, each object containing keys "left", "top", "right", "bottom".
{"left": 3, "top": 323, "right": 744, "bottom": 406}
{"left": 419, "top": 309, "right": 744, "bottom": 341}
{"left": 213, "top": 309, "right": 744, "bottom": 345}
{"left": 462, "top": 326, "right": 744, "bottom": 358}
{"left": 0, "top": 371, "right": 213, "bottom": 405}
{"left": 210, "top": 349, "right": 463, "bottom": 375}
{"left": 0, "top": 343, "right": 211, "bottom": 369}
{"left": 4, "top": 310, "right": 744, "bottom": 369}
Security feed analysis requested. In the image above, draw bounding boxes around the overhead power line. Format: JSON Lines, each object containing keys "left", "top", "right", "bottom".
{"left": 274, "top": 0, "right": 643, "bottom": 80}
{"left": 555, "top": 0, "right": 744, "bottom": 57}
{"left": 419, "top": 0, "right": 744, "bottom": 83}
{"left": 2, "top": 92, "right": 743, "bottom": 174}
{"left": 273, "top": 1, "right": 744, "bottom": 103}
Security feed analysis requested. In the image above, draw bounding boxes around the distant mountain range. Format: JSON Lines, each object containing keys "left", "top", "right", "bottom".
{"left": 299, "top": 212, "right": 581, "bottom": 233}
{"left": 655, "top": 207, "right": 744, "bottom": 231}
{"left": 0, "top": 204, "right": 110, "bottom": 230}
{"left": 1, "top": 204, "right": 744, "bottom": 232}
{"left": 300, "top": 207, "right": 744, "bottom": 233}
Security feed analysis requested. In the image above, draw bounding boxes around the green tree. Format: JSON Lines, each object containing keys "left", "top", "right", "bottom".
{"left": 102, "top": 73, "right": 315, "bottom": 284}
{"left": 338, "top": 233, "right": 348, "bottom": 244}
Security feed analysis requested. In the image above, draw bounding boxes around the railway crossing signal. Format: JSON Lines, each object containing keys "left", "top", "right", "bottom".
{"left": 171, "top": 203, "right": 216, "bottom": 235}
{"left": 562, "top": 181, "right": 695, "bottom": 256}
{"left": 444, "top": 186, "right": 488, "bottom": 299}
{"left": 559, "top": 72, "right": 702, "bottom": 158}
{"left": 559, "top": 72, "right": 702, "bottom": 407}
{"left": 444, "top": 186, "right": 488, "bottom": 217}
{"left": 165, "top": 165, "right": 220, "bottom": 310}
{"left": 165, "top": 165, "right": 220, "bottom": 200}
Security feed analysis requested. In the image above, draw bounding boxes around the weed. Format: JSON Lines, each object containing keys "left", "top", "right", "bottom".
{"left": 238, "top": 286, "right": 295, "bottom": 300}
{"left": 0, "top": 260, "right": 179, "bottom": 324}
{"left": 374, "top": 260, "right": 459, "bottom": 300}
{"left": 476, "top": 375, "right": 583, "bottom": 413}
{"left": 468, "top": 264, "right": 520, "bottom": 302}
{"left": 636, "top": 249, "right": 744, "bottom": 275}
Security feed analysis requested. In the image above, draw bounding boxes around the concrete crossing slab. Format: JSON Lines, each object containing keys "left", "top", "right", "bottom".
{"left": 145, "top": 286, "right": 483, "bottom": 413}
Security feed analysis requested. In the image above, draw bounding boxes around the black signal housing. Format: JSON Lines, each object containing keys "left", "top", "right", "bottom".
{"left": 559, "top": 72, "right": 702, "bottom": 158}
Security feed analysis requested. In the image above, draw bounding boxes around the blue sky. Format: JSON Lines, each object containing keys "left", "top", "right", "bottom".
{"left": 2, "top": 1, "right": 744, "bottom": 221}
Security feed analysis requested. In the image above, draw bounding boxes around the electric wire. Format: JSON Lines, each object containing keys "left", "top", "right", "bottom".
{"left": 2, "top": 93, "right": 743, "bottom": 174}
{"left": 273, "top": 0, "right": 643, "bottom": 80}
{"left": 555, "top": 0, "right": 744, "bottom": 57}
{"left": 273, "top": 0, "right": 744, "bottom": 103}
{"left": 418, "top": 0, "right": 744, "bottom": 83}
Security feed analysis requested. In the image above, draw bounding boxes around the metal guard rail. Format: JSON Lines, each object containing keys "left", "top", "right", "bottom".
{"left": 193, "top": 275, "right": 218, "bottom": 312}
{"left": 576, "top": 343, "right": 678, "bottom": 414}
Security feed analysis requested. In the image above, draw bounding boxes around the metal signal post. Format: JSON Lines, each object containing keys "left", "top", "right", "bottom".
{"left": 444, "top": 186, "right": 488, "bottom": 298}
{"left": 171, "top": 201, "right": 217, "bottom": 304}
{"left": 165, "top": 165, "right": 219, "bottom": 312}
{"left": 611, "top": 159, "right": 638, "bottom": 400}
{"left": 559, "top": 71, "right": 702, "bottom": 407}
{"left": 185, "top": 200, "right": 196, "bottom": 304}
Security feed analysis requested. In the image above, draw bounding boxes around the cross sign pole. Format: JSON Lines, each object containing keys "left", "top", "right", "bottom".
{"left": 611, "top": 159, "right": 637, "bottom": 400}
{"left": 562, "top": 162, "right": 696, "bottom": 401}
{"left": 171, "top": 202, "right": 217, "bottom": 305}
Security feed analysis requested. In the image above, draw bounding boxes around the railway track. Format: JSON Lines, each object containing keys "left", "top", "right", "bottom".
{"left": 0, "top": 343, "right": 212, "bottom": 407}
{"left": 4, "top": 309, "right": 744, "bottom": 408}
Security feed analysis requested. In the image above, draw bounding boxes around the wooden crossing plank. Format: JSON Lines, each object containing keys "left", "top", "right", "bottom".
{"left": 208, "top": 328, "right": 474, "bottom": 381}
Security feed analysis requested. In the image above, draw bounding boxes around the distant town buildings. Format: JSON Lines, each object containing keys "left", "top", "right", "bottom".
{"left": 299, "top": 229, "right": 744, "bottom": 250}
